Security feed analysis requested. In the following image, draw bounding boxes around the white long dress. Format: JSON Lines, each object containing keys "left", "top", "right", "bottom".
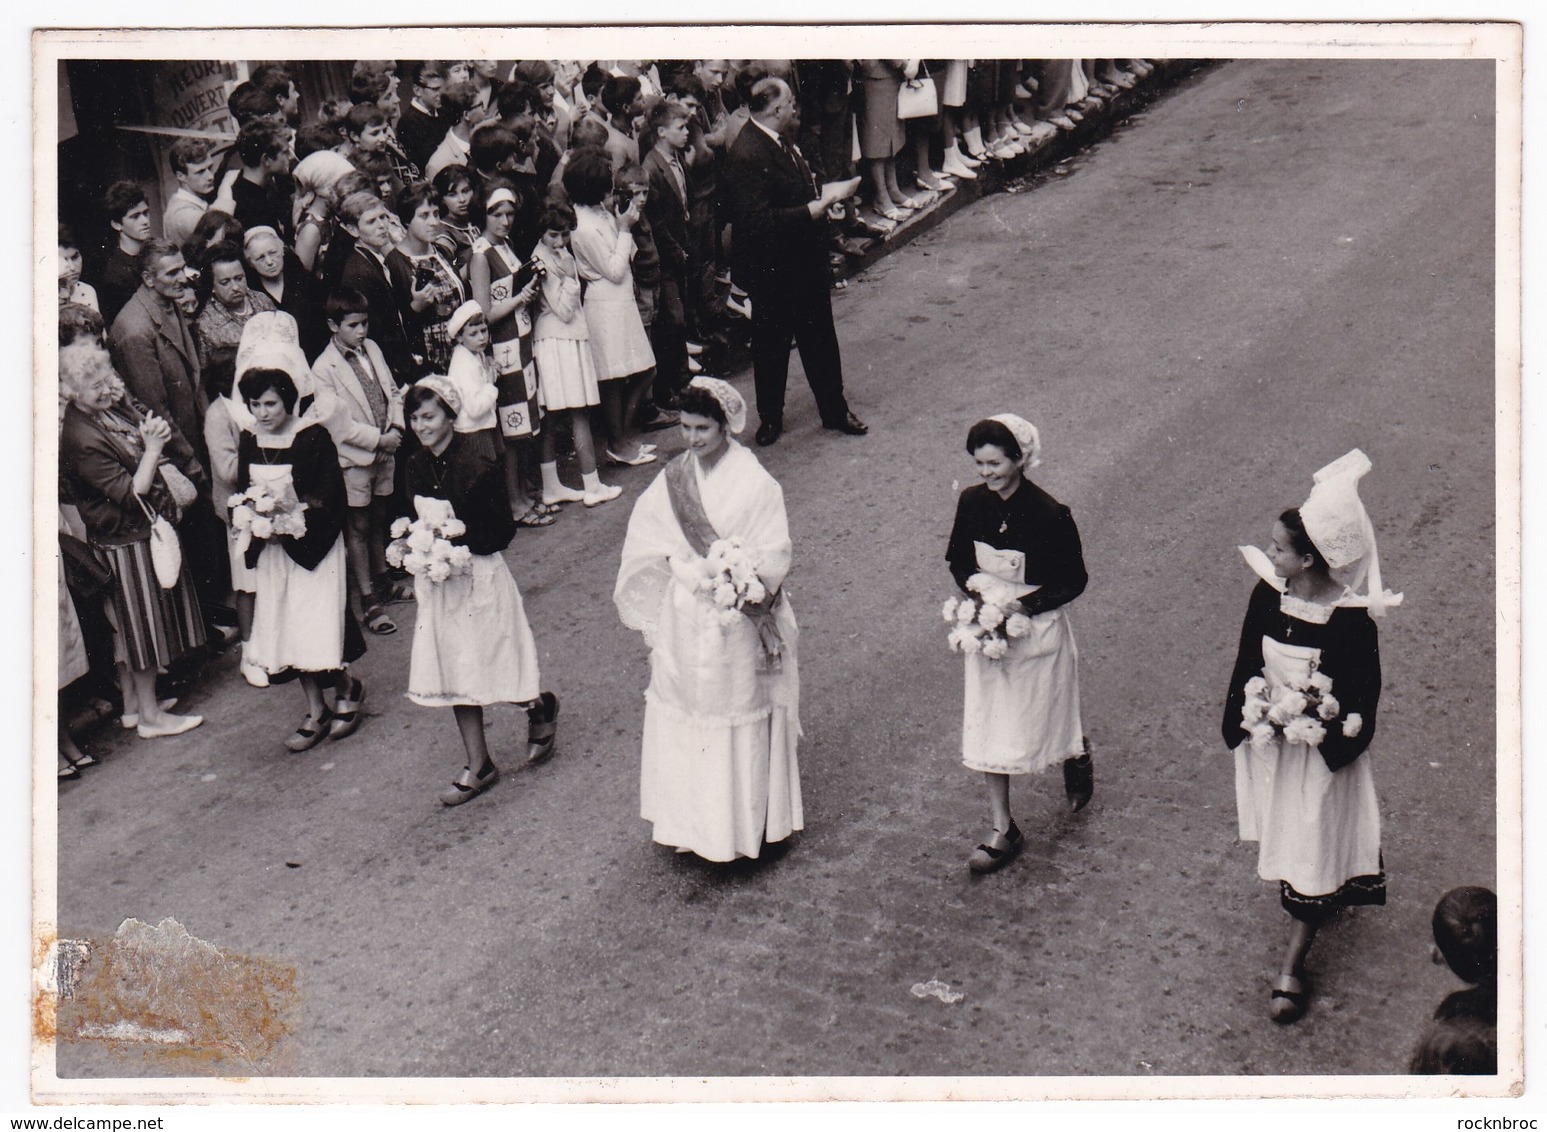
{"left": 615, "top": 442, "right": 803, "bottom": 861}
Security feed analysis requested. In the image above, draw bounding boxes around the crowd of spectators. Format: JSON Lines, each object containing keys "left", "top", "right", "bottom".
{"left": 55, "top": 56, "right": 1165, "bottom": 773}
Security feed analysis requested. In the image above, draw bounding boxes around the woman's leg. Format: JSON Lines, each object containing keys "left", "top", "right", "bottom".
{"left": 600, "top": 381, "right": 626, "bottom": 456}
{"left": 866, "top": 157, "right": 895, "bottom": 214}
{"left": 1280, "top": 915, "right": 1320, "bottom": 979}
{"left": 620, "top": 369, "right": 654, "bottom": 446}
{"left": 116, "top": 660, "right": 141, "bottom": 719}
{"left": 983, "top": 771, "right": 1012, "bottom": 834}
{"left": 503, "top": 438, "right": 530, "bottom": 518}
{"left": 453, "top": 704, "right": 492, "bottom": 774}
{"left": 234, "top": 590, "right": 255, "bottom": 642}
{"left": 297, "top": 672, "right": 327, "bottom": 720}
{"left": 570, "top": 411, "right": 601, "bottom": 478}
{"left": 539, "top": 413, "right": 586, "bottom": 502}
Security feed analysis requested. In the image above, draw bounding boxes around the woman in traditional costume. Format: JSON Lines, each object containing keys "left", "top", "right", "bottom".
{"left": 1223, "top": 449, "right": 1399, "bottom": 1023}
{"left": 945, "top": 414, "right": 1092, "bottom": 874}
{"left": 614, "top": 378, "right": 802, "bottom": 861}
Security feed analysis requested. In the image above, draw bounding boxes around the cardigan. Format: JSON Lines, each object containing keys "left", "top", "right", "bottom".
{"left": 945, "top": 479, "right": 1088, "bottom": 617}
{"left": 402, "top": 433, "right": 515, "bottom": 557}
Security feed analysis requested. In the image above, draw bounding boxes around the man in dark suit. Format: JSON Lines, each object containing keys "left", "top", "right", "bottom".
{"left": 727, "top": 77, "right": 865, "bottom": 446}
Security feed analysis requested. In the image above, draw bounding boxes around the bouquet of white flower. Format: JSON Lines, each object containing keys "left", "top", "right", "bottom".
{"left": 943, "top": 572, "right": 1035, "bottom": 662}
{"left": 1241, "top": 663, "right": 1363, "bottom": 749}
{"left": 695, "top": 536, "right": 769, "bottom": 628}
{"left": 385, "top": 496, "right": 474, "bottom": 584}
{"left": 229, "top": 481, "right": 307, "bottom": 542}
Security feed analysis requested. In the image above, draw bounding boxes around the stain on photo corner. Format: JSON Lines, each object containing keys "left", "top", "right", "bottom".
{"left": 38, "top": 917, "right": 298, "bottom": 1072}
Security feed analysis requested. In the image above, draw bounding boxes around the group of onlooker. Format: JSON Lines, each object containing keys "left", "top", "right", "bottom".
{"left": 55, "top": 56, "right": 1165, "bottom": 769}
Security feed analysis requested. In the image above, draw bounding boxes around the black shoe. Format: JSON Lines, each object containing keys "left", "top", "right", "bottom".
{"left": 755, "top": 421, "right": 783, "bottom": 447}
{"left": 836, "top": 235, "right": 875, "bottom": 257}
{"left": 637, "top": 409, "right": 681, "bottom": 432}
{"left": 1063, "top": 743, "right": 1094, "bottom": 812}
{"left": 824, "top": 411, "right": 868, "bottom": 436}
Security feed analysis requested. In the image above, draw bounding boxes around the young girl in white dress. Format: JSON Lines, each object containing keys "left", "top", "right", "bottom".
{"left": 530, "top": 201, "right": 620, "bottom": 508}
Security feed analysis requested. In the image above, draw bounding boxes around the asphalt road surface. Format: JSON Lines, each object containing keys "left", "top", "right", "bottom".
{"left": 54, "top": 58, "right": 1498, "bottom": 1087}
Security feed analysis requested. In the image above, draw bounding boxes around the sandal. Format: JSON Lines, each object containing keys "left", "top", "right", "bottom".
{"left": 328, "top": 677, "right": 366, "bottom": 740}
{"left": 67, "top": 751, "right": 100, "bottom": 769}
{"left": 440, "top": 763, "right": 499, "bottom": 806}
{"left": 516, "top": 509, "right": 557, "bottom": 527}
{"left": 530, "top": 499, "right": 563, "bottom": 515}
{"left": 525, "top": 691, "right": 560, "bottom": 764}
{"left": 967, "top": 820, "right": 1024, "bottom": 874}
{"left": 364, "top": 604, "right": 397, "bottom": 635}
{"left": 1269, "top": 973, "right": 1309, "bottom": 1024}
{"left": 1063, "top": 743, "right": 1094, "bottom": 812}
{"left": 58, "top": 763, "right": 81, "bottom": 781}
{"left": 877, "top": 206, "right": 908, "bottom": 223}
{"left": 283, "top": 709, "right": 334, "bottom": 752}
{"left": 377, "top": 579, "right": 415, "bottom": 604}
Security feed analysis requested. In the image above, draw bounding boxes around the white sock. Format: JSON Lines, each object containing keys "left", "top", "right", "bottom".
{"left": 581, "top": 470, "right": 602, "bottom": 493}
{"left": 541, "top": 462, "right": 565, "bottom": 496}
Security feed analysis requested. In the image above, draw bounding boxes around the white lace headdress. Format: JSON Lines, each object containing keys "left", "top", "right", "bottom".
{"left": 235, "top": 311, "right": 316, "bottom": 401}
{"left": 688, "top": 376, "right": 747, "bottom": 435}
{"left": 1299, "top": 448, "right": 1402, "bottom": 617}
{"left": 988, "top": 413, "right": 1042, "bottom": 470}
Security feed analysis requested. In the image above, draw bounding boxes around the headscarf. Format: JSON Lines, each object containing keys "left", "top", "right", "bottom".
{"left": 292, "top": 150, "right": 356, "bottom": 198}
{"left": 414, "top": 374, "right": 463, "bottom": 417}
{"left": 988, "top": 413, "right": 1042, "bottom": 470}
{"left": 687, "top": 376, "right": 746, "bottom": 435}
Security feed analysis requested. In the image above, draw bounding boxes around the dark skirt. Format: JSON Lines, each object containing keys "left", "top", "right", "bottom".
{"left": 101, "top": 537, "right": 207, "bottom": 671}
{"left": 859, "top": 76, "right": 905, "bottom": 159}
{"left": 1280, "top": 867, "right": 1387, "bottom": 923}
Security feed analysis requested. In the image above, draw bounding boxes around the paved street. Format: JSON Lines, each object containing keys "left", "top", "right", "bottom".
{"left": 54, "top": 58, "right": 1498, "bottom": 1085}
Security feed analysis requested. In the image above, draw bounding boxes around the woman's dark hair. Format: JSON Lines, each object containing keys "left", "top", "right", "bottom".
{"left": 965, "top": 418, "right": 1022, "bottom": 463}
{"left": 202, "top": 239, "right": 245, "bottom": 272}
{"left": 183, "top": 209, "right": 242, "bottom": 262}
{"left": 537, "top": 200, "right": 576, "bottom": 235}
{"left": 432, "top": 163, "right": 474, "bottom": 211}
{"left": 676, "top": 384, "right": 727, "bottom": 427}
{"left": 1278, "top": 508, "right": 1330, "bottom": 573}
{"left": 404, "top": 383, "right": 454, "bottom": 417}
{"left": 237, "top": 366, "right": 299, "bottom": 413}
{"left": 1408, "top": 1018, "right": 1496, "bottom": 1076}
{"left": 394, "top": 180, "right": 439, "bottom": 224}
{"left": 1433, "top": 887, "right": 1497, "bottom": 986}
{"left": 469, "top": 177, "right": 520, "bottom": 231}
{"left": 562, "top": 146, "right": 615, "bottom": 207}
{"left": 204, "top": 345, "right": 239, "bottom": 401}
{"left": 58, "top": 223, "right": 80, "bottom": 253}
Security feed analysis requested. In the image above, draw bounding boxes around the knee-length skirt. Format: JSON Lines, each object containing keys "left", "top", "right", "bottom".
{"left": 100, "top": 536, "right": 207, "bottom": 671}
{"left": 247, "top": 535, "right": 347, "bottom": 674}
{"left": 408, "top": 552, "right": 540, "bottom": 707}
{"left": 961, "top": 606, "right": 1084, "bottom": 774}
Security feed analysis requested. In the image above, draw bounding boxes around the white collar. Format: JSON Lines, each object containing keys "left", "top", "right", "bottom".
{"left": 751, "top": 117, "right": 785, "bottom": 145}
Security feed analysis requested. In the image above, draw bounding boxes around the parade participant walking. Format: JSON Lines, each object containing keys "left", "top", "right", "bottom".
{"left": 236, "top": 364, "right": 366, "bottom": 752}
{"left": 614, "top": 377, "right": 803, "bottom": 862}
{"left": 399, "top": 377, "right": 559, "bottom": 806}
{"left": 944, "top": 415, "right": 1092, "bottom": 874}
{"left": 1222, "top": 449, "right": 1400, "bottom": 1023}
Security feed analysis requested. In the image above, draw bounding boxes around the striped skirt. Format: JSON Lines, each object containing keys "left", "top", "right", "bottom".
{"left": 100, "top": 537, "right": 207, "bottom": 671}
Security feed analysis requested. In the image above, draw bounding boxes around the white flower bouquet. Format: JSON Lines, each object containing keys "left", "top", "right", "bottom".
{"left": 385, "top": 496, "right": 474, "bottom": 584}
{"left": 1241, "top": 663, "right": 1363, "bottom": 749}
{"left": 229, "top": 481, "right": 307, "bottom": 541}
{"left": 695, "top": 536, "right": 769, "bottom": 628}
{"left": 943, "top": 572, "right": 1035, "bottom": 662}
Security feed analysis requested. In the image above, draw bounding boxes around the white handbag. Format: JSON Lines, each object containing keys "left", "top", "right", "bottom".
{"left": 897, "top": 77, "right": 939, "bottom": 120}
{"left": 137, "top": 496, "right": 182, "bottom": 589}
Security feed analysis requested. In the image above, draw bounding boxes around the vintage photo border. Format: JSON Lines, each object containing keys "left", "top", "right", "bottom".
{"left": 24, "top": 17, "right": 1525, "bottom": 1108}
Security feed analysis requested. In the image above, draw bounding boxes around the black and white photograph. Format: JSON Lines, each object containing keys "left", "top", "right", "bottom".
{"left": 20, "top": 15, "right": 1527, "bottom": 1119}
